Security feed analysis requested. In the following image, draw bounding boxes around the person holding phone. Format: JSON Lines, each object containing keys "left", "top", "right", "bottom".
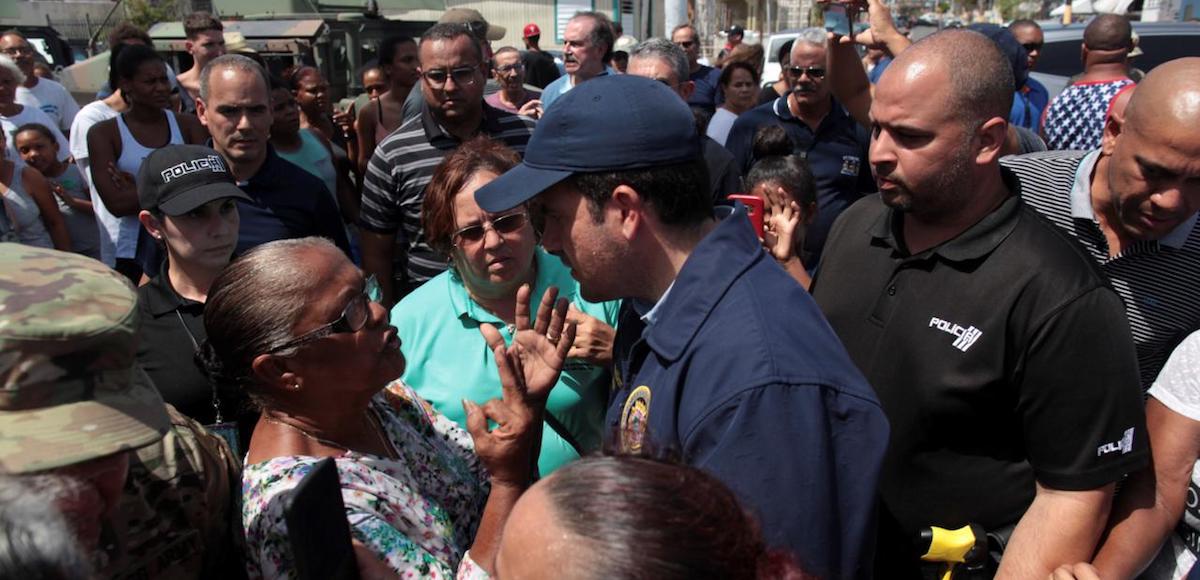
{"left": 746, "top": 126, "right": 819, "bottom": 289}
{"left": 725, "top": 27, "right": 874, "bottom": 269}
{"left": 202, "top": 236, "right": 574, "bottom": 578}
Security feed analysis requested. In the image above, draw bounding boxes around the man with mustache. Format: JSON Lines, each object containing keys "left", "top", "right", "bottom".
{"left": 197, "top": 54, "right": 350, "bottom": 255}
{"left": 811, "top": 29, "right": 1147, "bottom": 577}
{"left": 540, "top": 11, "right": 614, "bottom": 110}
{"left": 725, "top": 27, "right": 873, "bottom": 267}
{"left": 1002, "top": 59, "right": 1200, "bottom": 392}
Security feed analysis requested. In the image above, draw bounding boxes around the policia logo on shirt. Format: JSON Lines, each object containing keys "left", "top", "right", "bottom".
{"left": 620, "top": 386, "right": 652, "bottom": 453}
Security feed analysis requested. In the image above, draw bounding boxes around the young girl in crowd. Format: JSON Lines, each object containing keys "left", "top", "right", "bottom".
{"left": 746, "top": 125, "right": 818, "bottom": 289}
{"left": 15, "top": 123, "right": 102, "bottom": 259}
{"left": 0, "top": 128, "right": 70, "bottom": 250}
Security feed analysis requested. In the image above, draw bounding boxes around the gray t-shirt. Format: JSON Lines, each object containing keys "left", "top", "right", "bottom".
{"left": 48, "top": 164, "right": 101, "bottom": 259}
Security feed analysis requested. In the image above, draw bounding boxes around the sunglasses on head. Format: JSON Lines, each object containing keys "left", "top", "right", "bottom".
{"left": 785, "top": 65, "right": 826, "bottom": 79}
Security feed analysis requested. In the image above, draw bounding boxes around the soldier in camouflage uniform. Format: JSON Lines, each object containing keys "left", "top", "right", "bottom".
{"left": 0, "top": 243, "right": 245, "bottom": 578}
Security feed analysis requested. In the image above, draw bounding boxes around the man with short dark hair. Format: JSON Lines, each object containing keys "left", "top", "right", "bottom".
{"left": 726, "top": 28, "right": 874, "bottom": 267}
{"left": 628, "top": 38, "right": 739, "bottom": 202}
{"left": 1042, "top": 14, "right": 1134, "bottom": 150}
{"left": 1002, "top": 20, "right": 1050, "bottom": 131}
{"left": 811, "top": 30, "right": 1147, "bottom": 577}
{"left": 176, "top": 12, "right": 226, "bottom": 114}
{"left": 197, "top": 54, "right": 350, "bottom": 256}
{"left": 521, "top": 23, "right": 561, "bottom": 89}
{"left": 1003, "top": 58, "right": 1200, "bottom": 391}
{"left": 671, "top": 24, "right": 723, "bottom": 113}
{"left": 475, "top": 73, "right": 890, "bottom": 580}
{"left": 360, "top": 23, "right": 536, "bottom": 304}
{"left": 1, "top": 30, "right": 78, "bottom": 132}
{"left": 541, "top": 11, "right": 614, "bottom": 109}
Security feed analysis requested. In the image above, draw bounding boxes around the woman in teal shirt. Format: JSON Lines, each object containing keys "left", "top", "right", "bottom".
{"left": 391, "top": 137, "right": 619, "bottom": 474}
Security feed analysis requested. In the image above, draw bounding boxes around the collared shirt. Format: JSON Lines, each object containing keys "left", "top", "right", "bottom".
{"left": 540, "top": 68, "right": 613, "bottom": 111}
{"left": 725, "top": 96, "right": 875, "bottom": 266}
{"left": 234, "top": 145, "right": 351, "bottom": 256}
{"left": 1003, "top": 149, "right": 1200, "bottom": 389}
{"left": 359, "top": 101, "right": 535, "bottom": 286}
{"left": 1010, "top": 76, "right": 1049, "bottom": 131}
{"left": 811, "top": 189, "right": 1148, "bottom": 571}
{"left": 1042, "top": 78, "right": 1133, "bottom": 151}
{"left": 609, "top": 205, "right": 889, "bottom": 579}
{"left": 391, "top": 248, "right": 619, "bottom": 473}
{"left": 136, "top": 269, "right": 219, "bottom": 424}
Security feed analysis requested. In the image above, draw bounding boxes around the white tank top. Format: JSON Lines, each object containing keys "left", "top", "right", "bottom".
{"left": 110, "top": 110, "right": 183, "bottom": 258}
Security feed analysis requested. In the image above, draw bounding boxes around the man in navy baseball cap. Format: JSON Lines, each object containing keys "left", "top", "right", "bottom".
{"left": 477, "top": 73, "right": 889, "bottom": 579}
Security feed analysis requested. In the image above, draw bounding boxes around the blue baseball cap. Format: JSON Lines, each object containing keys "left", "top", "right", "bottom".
{"left": 475, "top": 74, "right": 701, "bottom": 213}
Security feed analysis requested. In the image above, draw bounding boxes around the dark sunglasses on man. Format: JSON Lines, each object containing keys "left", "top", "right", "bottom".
{"left": 422, "top": 66, "right": 479, "bottom": 87}
{"left": 786, "top": 65, "right": 826, "bottom": 79}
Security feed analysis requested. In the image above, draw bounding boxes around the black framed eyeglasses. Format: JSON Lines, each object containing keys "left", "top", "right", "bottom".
{"left": 786, "top": 66, "right": 826, "bottom": 79}
{"left": 452, "top": 211, "right": 529, "bottom": 247}
{"left": 422, "top": 66, "right": 479, "bottom": 88}
{"left": 1021, "top": 42, "right": 1044, "bottom": 52}
{"left": 268, "top": 276, "right": 382, "bottom": 353}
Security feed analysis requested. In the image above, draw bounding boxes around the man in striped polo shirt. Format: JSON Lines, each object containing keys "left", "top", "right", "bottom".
{"left": 1004, "top": 58, "right": 1200, "bottom": 391}
{"left": 360, "top": 23, "right": 535, "bottom": 304}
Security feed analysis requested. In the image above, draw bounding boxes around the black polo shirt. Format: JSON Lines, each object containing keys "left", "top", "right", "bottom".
{"left": 136, "top": 270, "right": 239, "bottom": 425}
{"left": 811, "top": 189, "right": 1147, "bottom": 568}
{"left": 724, "top": 96, "right": 875, "bottom": 266}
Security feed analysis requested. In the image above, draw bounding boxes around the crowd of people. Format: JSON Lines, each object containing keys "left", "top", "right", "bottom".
{"left": 0, "top": 1, "right": 1197, "bottom": 578}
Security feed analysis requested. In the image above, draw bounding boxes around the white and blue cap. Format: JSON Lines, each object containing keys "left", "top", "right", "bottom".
{"left": 475, "top": 74, "right": 701, "bottom": 213}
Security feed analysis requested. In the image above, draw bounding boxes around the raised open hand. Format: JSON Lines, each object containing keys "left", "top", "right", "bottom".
{"left": 478, "top": 284, "right": 576, "bottom": 404}
{"left": 763, "top": 191, "right": 803, "bottom": 263}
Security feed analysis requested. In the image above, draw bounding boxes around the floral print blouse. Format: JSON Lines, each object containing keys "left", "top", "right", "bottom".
{"left": 242, "top": 381, "right": 491, "bottom": 579}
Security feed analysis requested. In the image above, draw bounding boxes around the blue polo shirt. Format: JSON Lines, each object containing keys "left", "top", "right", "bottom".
{"left": 391, "top": 248, "right": 620, "bottom": 474}
{"left": 608, "top": 205, "right": 889, "bottom": 579}
{"left": 235, "top": 145, "right": 351, "bottom": 256}
{"left": 725, "top": 96, "right": 875, "bottom": 267}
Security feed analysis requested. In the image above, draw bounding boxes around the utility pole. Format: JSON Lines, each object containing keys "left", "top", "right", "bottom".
{"left": 666, "top": 0, "right": 688, "bottom": 38}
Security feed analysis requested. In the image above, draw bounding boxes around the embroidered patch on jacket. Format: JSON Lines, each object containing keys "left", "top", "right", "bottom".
{"left": 620, "top": 385, "right": 652, "bottom": 453}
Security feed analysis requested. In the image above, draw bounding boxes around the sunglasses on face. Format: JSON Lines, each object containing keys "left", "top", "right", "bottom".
{"left": 1021, "top": 42, "right": 1043, "bottom": 52}
{"left": 452, "top": 211, "right": 529, "bottom": 247}
{"left": 268, "top": 276, "right": 382, "bottom": 353}
{"left": 675, "top": 40, "right": 697, "bottom": 48}
{"left": 786, "top": 66, "right": 826, "bottom": 79}
{"left": 422, "top": 66, "right": 479, "bottom": 88}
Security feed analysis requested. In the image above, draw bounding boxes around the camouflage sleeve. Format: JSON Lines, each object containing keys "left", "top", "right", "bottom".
{"left": 167, "top": 406, "right": 247, "bottom": 578}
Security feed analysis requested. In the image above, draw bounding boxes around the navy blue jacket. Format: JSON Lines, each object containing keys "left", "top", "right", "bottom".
{"left": 607, "top": 206, "right": 889, "bottom": 579}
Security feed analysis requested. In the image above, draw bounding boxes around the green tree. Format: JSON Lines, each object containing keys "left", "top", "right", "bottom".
{"left": 123, "top": 0, "right": 179, "bottom": 31}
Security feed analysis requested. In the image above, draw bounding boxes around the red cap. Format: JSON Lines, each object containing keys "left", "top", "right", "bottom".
{"left": 523, "top": 23, "right": 541, "bottom": 38}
